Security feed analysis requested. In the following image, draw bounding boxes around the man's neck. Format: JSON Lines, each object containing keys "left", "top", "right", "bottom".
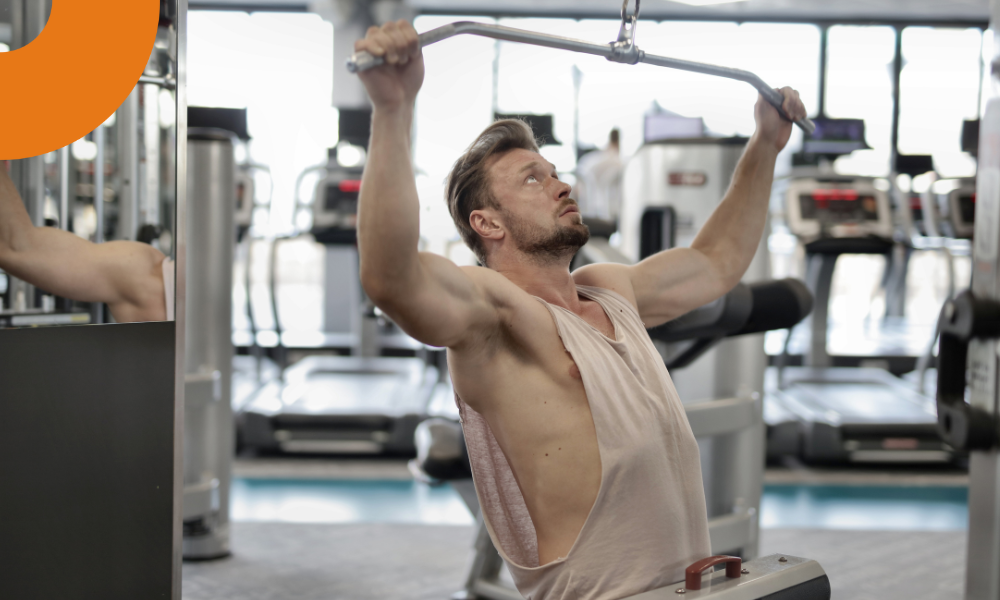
{"left": 492, "top": 255, "right": 583, "bottom": 312}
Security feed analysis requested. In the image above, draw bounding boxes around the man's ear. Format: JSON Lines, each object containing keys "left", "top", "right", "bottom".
{"left": 470, "top": 210, "right": 505, "bottom": 242}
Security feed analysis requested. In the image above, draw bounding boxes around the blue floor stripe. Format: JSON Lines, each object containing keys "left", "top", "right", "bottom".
{"left": 760, "top": 485, "right": 967, "bottom": 531}
{"left": 230, "top": 478, "right": 475, "bottom": 526}
{"left": 230, "top": 478, "right": 969, "bottom": 530}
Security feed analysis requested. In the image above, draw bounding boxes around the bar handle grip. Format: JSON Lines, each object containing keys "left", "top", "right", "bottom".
{"left": 758, "top": 86, "right": 816, "bottom": 136}
{"left": 347, "top": 26, "right": 451, "bottom": 73}
{"left": 347, "top": 50, "right": 381, "bottom": 73}
{"left": 685, "top": 555, "right": 742, "bottom": 590}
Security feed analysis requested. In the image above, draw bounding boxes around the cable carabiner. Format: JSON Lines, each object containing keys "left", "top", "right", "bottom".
{"left": 611, "top": 0, "right": 642, "bottom": 64}
{"left": 621, "top": 0, "right": 640, "bottom": 23}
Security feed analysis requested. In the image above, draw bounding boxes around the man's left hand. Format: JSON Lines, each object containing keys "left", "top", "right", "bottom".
{"left": 753, "top": 87, "right": 806, "bottom": 153}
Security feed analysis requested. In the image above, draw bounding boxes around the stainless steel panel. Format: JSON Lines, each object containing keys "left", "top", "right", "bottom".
{"left": 116, "top": 87, "right": 141, "bottom": 240}
{"left": 173, "top": 1, "right": 189, "bottom": 595}
{"left": 183, "top": 133, "right": 234, "bottom": 559}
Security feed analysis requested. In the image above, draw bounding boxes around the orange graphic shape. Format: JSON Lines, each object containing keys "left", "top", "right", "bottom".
{"left": 0, "top": 0, "right": 161, "bottom": 159}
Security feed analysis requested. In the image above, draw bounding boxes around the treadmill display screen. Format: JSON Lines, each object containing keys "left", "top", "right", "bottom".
{"left": 958, "top": 193, "right": 976, "bottom": 225}
{"left": 325, "top": 179, "right": 361, "bottom": 214}
{"left": 799, "top": 189, "right": 879, "bottom": 222}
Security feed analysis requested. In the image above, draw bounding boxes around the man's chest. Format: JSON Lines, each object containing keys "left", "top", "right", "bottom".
{"left": 576, "top": 300, "right": 616, "bottom": 339}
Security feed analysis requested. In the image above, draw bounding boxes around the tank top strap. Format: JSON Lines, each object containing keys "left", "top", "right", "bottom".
{"left": 575, "top": 285, "right": 646, "bottom": 336}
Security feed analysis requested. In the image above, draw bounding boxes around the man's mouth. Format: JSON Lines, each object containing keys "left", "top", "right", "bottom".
{"left": 559, "top": 205, "right": 579, "bottom": 217}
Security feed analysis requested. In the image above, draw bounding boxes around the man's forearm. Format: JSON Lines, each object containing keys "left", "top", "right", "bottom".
{"left": 690, "top": 135, "right": 778, "bottom": 285}
{"left": 357, "top": 105, "right": 423, "bottom": 300}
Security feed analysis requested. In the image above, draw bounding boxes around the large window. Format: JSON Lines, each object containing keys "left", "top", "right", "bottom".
{"left": 898, "top": 27, "right": 982, "bottom": 178}
{"left": 188, "top": 11, "right": 337, "bottom": 236}
{"left": 825, "top": 26, "right": 897, "bottom": 176}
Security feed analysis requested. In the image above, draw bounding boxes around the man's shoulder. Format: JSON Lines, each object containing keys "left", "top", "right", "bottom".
{"left": 572, "top": 263, "right": 638, "bottom": 309}
{"left": 453, "top": 264, "right": 554, "bottom": 335}
{"left": 458, "top": 264, "right": 527, "bottom": 302}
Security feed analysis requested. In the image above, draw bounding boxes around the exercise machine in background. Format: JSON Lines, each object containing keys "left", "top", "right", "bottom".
{"left": 904, "top": 119, "right": 978, "bottom": 396}
{"left": 619, "top": 127, "right": 768, "bottom": 408}
{"left": 766, "top": 118, "right": 949, "bottom": 464}
{"left": 237, "top": 108, "right": 439, "bottom": 456}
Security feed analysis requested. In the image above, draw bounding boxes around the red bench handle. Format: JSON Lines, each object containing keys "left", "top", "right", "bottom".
{"left": 685, "top": 555, "right": 742, "bottom": 590}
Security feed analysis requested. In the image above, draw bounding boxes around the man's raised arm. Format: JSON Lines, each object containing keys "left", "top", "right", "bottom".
{"left": 622, "top": 87, "right": 807, "bottom": 328}
{"left": 356, "top": 21, "right": 498, "bottom": 349}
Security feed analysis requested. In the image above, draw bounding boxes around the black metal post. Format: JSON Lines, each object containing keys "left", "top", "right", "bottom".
{"left": 817, "top": 24, "right": 829, "bottom": 118}
{"left": 890, "top": 25, "right": 903, "bottom": 169}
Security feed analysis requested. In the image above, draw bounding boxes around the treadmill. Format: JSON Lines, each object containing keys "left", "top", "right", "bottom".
{"left": 907, "top": 120, "right": 978, "bottom": 396}
{"left": 944, "top": 179, "right": 976, "bottom": 240}
{"left": 940, "top": 120, "right": 979, "bottom": 242}
{"left": 236, "top": 109, "right": 439, "bottom": 455}
{"left": 766, "top": 117, "right": 952, "bottom": 464}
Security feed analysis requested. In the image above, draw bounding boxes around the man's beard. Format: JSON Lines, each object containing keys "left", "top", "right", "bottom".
{"left": 503, "top": 208, "right": 591, "bottom": 264}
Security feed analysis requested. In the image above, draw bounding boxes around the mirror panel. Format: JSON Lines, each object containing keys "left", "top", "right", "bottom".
{"left": 0, "top": 0, "right": 180, "bottom": 327}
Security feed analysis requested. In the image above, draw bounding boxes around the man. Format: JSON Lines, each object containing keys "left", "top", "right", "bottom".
{"left": 574, "top": 128, "right": 623, "bottom": 225}
{"left": 0, "top": 166, "right": 170, "bottom": 323}
{"left": 355, "top": 20, "right": 805, "bottom": 600}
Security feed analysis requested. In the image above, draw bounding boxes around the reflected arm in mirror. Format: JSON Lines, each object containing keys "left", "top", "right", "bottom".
{"left": 0, "top": 165, "right": 169, "bottom": 322}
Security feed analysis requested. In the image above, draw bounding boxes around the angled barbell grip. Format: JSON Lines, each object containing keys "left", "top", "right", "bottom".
{"left": 759, "top": 86, "right": 816, "bottom": 136}
{"left": 346, "top": 21, "right": 816, "bottom": 135}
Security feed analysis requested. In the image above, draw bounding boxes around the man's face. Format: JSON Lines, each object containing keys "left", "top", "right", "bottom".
{"left": 487, "top": 148, "right": 590, "bottom": 263}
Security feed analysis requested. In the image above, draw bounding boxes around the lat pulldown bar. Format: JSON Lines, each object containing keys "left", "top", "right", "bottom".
{"left": 347, "top": 10, "right": 815, "bottom": 136}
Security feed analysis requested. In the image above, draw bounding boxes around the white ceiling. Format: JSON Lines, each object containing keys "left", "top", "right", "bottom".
{"left": 192, "top": 0, "right": 990, "bottom": 22}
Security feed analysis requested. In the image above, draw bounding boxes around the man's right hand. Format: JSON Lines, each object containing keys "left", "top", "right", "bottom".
{"left": 355, "top": 20, "right": 424, "bottom": 112}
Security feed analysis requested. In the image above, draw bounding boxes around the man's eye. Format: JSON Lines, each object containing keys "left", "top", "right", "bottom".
{"left": 526, "top": 175, "right": 538, "bottom": 183}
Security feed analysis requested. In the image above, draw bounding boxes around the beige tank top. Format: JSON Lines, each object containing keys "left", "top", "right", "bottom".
{"left": 457, "top": 285, "right": 711, "bottom": 600}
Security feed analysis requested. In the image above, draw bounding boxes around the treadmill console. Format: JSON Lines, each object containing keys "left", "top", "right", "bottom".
{"left": 946, "top": 181, "right": 976, "bottom": 239}
{"left": 312, "top": 174, "right": 361, "bottom": 231}
{"left": 785, "top": 178, "right": 893, "bottom": 241}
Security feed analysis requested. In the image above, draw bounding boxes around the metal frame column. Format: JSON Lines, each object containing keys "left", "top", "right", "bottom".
{"left": 172, "top": 0, "right": 189, "bottom": 597}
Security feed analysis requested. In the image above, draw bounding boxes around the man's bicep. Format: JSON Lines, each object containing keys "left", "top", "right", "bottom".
{"left": 630, "top": 247, "right": 729, "bottom": 328}
{"left": 374, "top": 252, "right": 500, "bottom": 348}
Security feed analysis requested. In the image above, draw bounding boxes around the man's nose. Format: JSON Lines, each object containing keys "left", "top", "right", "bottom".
{"left": 554, "top": 179, "right": 571, "bottom": 200}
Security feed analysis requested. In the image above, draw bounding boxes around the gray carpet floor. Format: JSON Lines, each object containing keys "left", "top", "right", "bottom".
{"left": 760, "top": 529, "right": 965, "bottom": 600}
{"left": 183, "top": 523, "right": 966, "bottom": 600}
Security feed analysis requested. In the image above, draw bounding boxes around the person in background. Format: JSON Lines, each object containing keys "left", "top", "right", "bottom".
{"left": 573, "top": 128, "right": 624, "bottom": 228}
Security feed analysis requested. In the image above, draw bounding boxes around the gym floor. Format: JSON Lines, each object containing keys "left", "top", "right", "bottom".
{"left": 182, "top": 457, "right": 969, "bottom": 600}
